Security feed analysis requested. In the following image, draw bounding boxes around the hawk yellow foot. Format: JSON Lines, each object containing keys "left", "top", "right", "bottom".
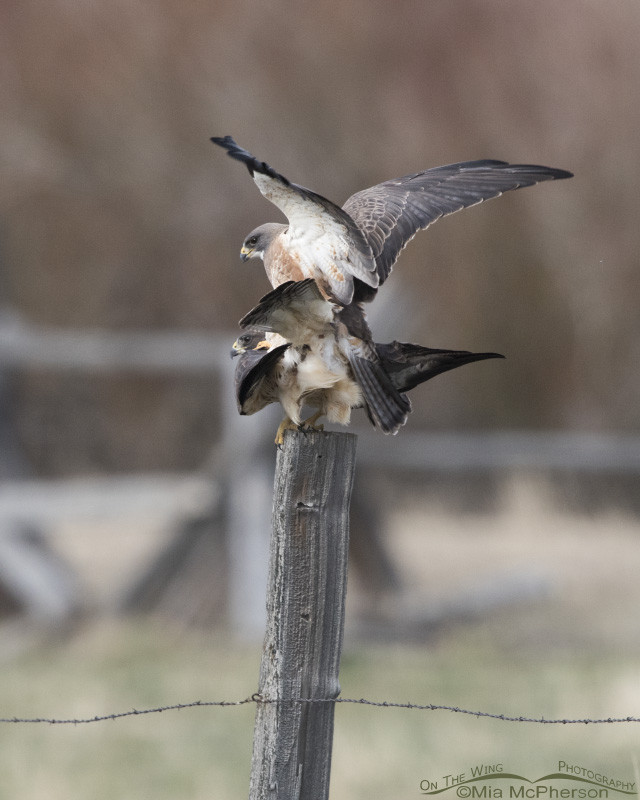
{"left": 274, "top": 417, "right": 298, "bottom": 447}
{"left": 301, "top": 410, "right": 325, "bottom": 432}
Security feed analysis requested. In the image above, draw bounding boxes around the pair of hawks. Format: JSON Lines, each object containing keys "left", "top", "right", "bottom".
{"left": 213, "top": 136, "right": 571, "bottom": 444}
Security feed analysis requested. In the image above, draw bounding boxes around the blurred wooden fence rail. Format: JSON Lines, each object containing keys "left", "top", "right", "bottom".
{"left": 2, "top": 309, "right": 640, "bottom": 472}
{"left": 0, "top": 308, "right": 230, "bottom": 373}
{"left": 0, "top": 308, "right": 239, "bottom": 635}
{"left": 1, "top": 308, "right": 640, "bottom": 641}
{"left": 358, "top": 431, "right": 640, "bottom": 472}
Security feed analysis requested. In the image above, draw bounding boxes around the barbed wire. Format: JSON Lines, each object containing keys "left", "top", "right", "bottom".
{"left": 2, "top": 694, "right": 640, "bottom": 725}
{"left": 0, "top": 698, "right": 254, "bottom": 725}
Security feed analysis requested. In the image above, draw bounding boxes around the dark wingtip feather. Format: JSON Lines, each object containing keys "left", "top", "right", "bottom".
{"left": 211, "top": 135, "right": 291, "bottom": 185}
{"left": 549, "top": 167, "right": 573, "bottom": 180}
{"left": 375, "top": 343, "right": 505, "bottom": 395}
{"left": 499, "top": 164, "right": 573, "bottom": 181}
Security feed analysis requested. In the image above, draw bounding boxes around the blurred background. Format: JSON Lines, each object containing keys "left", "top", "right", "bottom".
{"left": 1, "top": 0, "right": 640, "bottom": 798}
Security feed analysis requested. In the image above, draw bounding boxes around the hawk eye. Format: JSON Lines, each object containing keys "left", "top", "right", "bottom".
{"left": 248, "top": 236, "right": 258, "bottom": 246}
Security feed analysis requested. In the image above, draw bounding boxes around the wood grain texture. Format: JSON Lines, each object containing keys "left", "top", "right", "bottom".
{"left": 249, "top": 429, "right": 357, "bottom": 800}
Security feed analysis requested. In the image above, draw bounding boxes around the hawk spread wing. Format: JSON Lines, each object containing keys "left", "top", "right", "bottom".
{"left": 342, "top": 161, "right": 573, "bottom": 285}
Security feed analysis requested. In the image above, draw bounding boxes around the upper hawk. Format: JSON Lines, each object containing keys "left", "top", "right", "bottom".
{"left": 211, "top": 135, "right": 572, "bottom": 305}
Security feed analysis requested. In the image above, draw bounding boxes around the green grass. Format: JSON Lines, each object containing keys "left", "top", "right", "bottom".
{"left": 0, "top": 621, "right": 638, "bottom": 799}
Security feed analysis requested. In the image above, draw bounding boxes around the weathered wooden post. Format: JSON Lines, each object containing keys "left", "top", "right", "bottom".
{"left": 249, "top": 429, "right": 357, "bottom": 800}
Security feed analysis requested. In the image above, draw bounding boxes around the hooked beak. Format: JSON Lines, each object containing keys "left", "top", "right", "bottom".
{"left": 240, "top": 246, "right": 253, "bottom": 262}
{"left": 230, "top": 340, "right": 242, "bottom": 359}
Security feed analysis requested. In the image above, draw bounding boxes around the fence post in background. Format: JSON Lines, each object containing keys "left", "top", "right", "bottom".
{"left": 249, "top": 429, "right": 357, "bottom": 800}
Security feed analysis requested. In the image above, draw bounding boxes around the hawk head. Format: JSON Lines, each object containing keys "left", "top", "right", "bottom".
{"left": 240, "top": 223, "right": 285, "bottom": 262}
{"left": 230, "top": 332, "right": 270, "bottom": 358}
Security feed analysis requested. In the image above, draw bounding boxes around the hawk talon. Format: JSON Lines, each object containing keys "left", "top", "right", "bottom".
{"left": 274, "top": 416, "right": 298, "bottom": 447}
{"left": 301, "top": 410, "right": 325, "bottom": 432}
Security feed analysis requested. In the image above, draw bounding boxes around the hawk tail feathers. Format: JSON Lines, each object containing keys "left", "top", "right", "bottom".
{"left": 349, "top": 354, "right": 412, "bottom": 434}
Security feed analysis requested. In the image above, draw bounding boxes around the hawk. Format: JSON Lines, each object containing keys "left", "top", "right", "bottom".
{"left": 213, "top": 135, "right": 570, "bottom": 434}
{"left": 232, "top": 279, "right": 503, "bottom": 444}
{"left": 211, "top": 135, "right": 572, "bottom": 306}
